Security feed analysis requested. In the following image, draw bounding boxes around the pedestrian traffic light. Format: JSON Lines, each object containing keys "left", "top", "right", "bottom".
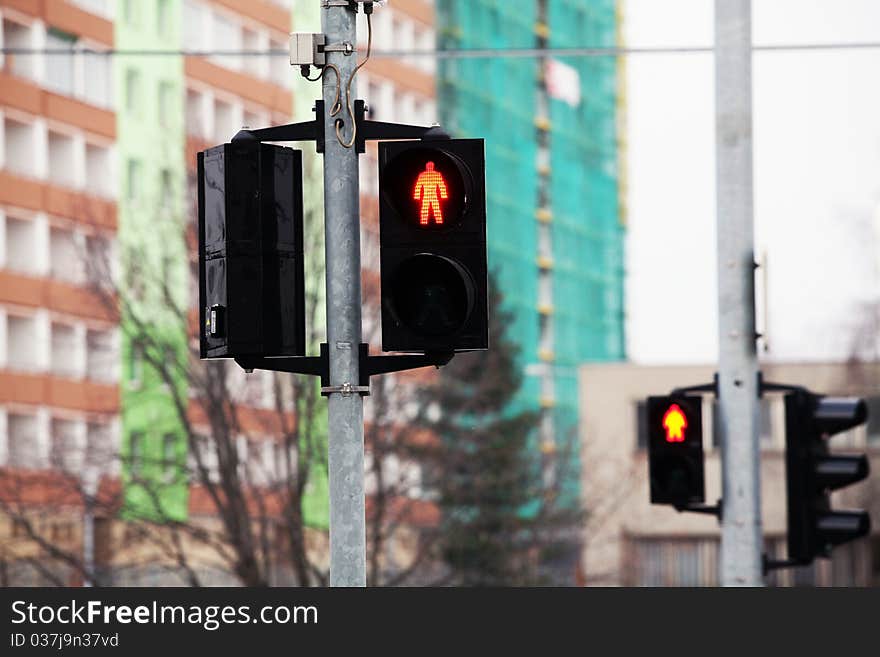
{"left": 378, "top": 139, "right": 487, "bottom": 352}
{"left": 784, "top": 390, "right": 870, "bottom": 564}
{"left": 646, "top": 395, "right": 705, "bottom": 506}
{"left": 197, "top": 141, "right": 305, "bottom": 359}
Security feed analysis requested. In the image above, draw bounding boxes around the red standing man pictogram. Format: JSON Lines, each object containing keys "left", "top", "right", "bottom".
{"left": 662, "top": 404, "right": 688, "bottom": 443}
{"left": 413, "top": 161, "right": 448, "bottom": 225}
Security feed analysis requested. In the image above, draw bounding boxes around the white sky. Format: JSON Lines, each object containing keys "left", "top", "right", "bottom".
{"left": 623, "top": 0, "right": 880, "bottom": 364}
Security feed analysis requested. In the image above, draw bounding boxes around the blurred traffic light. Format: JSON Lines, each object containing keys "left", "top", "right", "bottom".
{"left": 784, "top": 390, "right": 871, "bottom": 564}
{"left": 646, "top": 395, "right": 705, "bottom": 507}
{"left": 378, "top": 139, "right": 488, "bottom": 352}
{"left": 197, "top": 141, "right": 305, "bottom": 359}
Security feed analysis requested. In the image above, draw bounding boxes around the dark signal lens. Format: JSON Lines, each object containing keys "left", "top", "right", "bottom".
{"left": 389, "top": 254, "right": 475, "bottom": 337}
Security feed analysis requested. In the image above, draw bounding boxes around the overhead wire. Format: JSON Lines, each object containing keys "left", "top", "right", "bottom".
{"left": 4, "top": 42, "right": 880, "bottom": 58}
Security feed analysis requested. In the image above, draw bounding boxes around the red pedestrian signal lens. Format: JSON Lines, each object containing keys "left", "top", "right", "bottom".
{"left": 413, "top": 161, "right": 449, "bottom": 226}
{"left": 663, "top": 404, "right": 688, "bottom": 443}
{"left": 382, "top": 148, "right": 468, "bottom": 230}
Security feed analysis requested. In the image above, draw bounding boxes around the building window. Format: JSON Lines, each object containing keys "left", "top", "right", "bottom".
{"left": 627, "top": 537, "right": 719, "bottom": 586}
{"left": 158, "top": 81, "right": 174, "bottom": 127}
{"left": 86, "top": 422, "right": 115, "bottom": 473}
{"left": 212, "top": 13, "right": 242, "bottom": 71}
{"left": 129, "top": 432, "right": 144, "bottom": 477}
{"left": 86, "top": 328, "right": 116, "bottom": 382}
{"left": 85, "top": 234, "right": 110, "bottom": 284}
{"left": 7, "top": 413, "right": 41, "bottom": 469}
{"left": 3, "top": 117, "right": 37, "bottom": 178}
{"left": 49, "top": 226, "right": 84, "bottom": 283}
{"left": 213, "top": 98, "right": 235, "bottom": 143}
{"left": 50, "top": 418, "right": 81, "bottom": 472}
{"left": 157, "top": 0, "right": 171, "bottom": 36}
{"left": 4, "top": 214, "right": 38, "bottom": 274}
{"left": 45, "top": 29, "right": 75, "bottom": 96}
{"left": 82, "top": 51, "right": 112, "bottom": 108}
{"left": 163, "top": 433, "right": 177, "bottom": 483}
{"left": 269, "top": 37, "right": 288, "bottom": 86}
{"left": 189, "top": 434, "right": 219, "bottom": 483}
{"left": 183, "top": 0, "right": 204, "bottom": 50}
{"left": 159, "top": 169, "right": 173, "bottom": 209}
{"left": 6, "top": 314, "right": 39, "bottom": 372}
{"left": 125, "top": 68, "right": 141, "bottom": 114}
{"left": 48, "top": 131, "right": 77, "bottom": 188}
{"left": 3, "top": 18, "right": 35, "bottom": 80}
{"left": 123, "top": 0, "right": 139, "bottom": 26}
{"left": 51, "top": 322, "right": 78, "bottom": 378}
{"left": 85, "top": 143, "right": 113, "bottom": 197}
{"left": 126, "top": 159, "right": 141, "bottom": 201}
{"left": 128, "top": 341, "right": 144, "bottom": 386}
{"left": 185, "top": 88, "right": 204, "bottom": 137}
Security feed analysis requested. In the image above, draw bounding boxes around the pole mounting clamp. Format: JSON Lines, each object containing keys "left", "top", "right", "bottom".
{"left": 322, "top": 41, "right": 355, "bottom": 55}
{"left": 321, "top": 382, "right": 371, "bottom": 397}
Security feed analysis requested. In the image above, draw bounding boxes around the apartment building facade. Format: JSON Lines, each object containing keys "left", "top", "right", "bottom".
{"left": 0, "top": 0, "right": 439, "bottom": 585}
{"left": 579, "top": 362, "right": 880, "bottom": 586}
{"left": 0, "top": 0, "right": 120, "bottom": 584}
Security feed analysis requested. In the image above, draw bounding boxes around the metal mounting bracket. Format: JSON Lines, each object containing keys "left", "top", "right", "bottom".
{"left": 670, "top": 373, "right": 719, "bottom": 397}
{"left": 233, "top": 343, "right": 455, "bottom": 397}
{"left": 322, "top": 0, "right": 375, "bottom": 10}
{"left": 762, "top": 554, "right": 809, "bottom": 574}
{"left": 674, "top": 499, "right": 723, "bottom": 520}
{"left": 231, "top": 101, "right": 325, "bottom": 152}
{"left": 321, "top": 383, "right": 371, "bottom": 396}
{"left": 322, "top": 41, "right": 354, "bottom": 55}
{"left": 230, "top": 99, "right": 449, "bottom": 155}
{"left": 757, "top": 372, "right": 807, "bottom": 398}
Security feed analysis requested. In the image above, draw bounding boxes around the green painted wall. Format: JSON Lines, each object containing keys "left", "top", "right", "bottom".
{"left": 115, "top": 0, "right": 188, "bottom": 521}
{"left": 291, "top": 0, "right": 330, "bottom": 531}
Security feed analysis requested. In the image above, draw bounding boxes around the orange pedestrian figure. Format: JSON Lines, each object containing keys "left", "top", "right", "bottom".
{"left": 413, "top": 161, "right": 448, "bottom": 225}
{"left": 662, "top": 404, "right": 688, "bottom": 443}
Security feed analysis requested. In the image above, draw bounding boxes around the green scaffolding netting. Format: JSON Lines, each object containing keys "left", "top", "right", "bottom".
{"left": 438, "top": 0, "right": 624, "bottom": 507}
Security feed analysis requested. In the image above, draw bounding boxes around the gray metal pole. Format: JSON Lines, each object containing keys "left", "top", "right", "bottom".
{"left": 320, "top": 2, "right": 366, "bottom": 586}
{"left": 715, "top": 0, "right": 763, "bottom": 586}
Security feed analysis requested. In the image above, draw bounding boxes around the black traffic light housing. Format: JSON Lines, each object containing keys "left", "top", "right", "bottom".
{"left": 646, "top": 395, "right": 705, "bottom": 507}
{"left": 197, "top": 141, "right": 305, "bottom": 359}
{"left": 784, "top": 390, "right": 871, "bottom": 564}
{"left": 378, "top": 138, "right": 487, "bottom": 353}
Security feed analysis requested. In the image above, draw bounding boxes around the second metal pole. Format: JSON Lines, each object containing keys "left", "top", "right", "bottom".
{"left": 715, "top": 0, "right": 763, "bottom": 586}
{"left": 321, "top": 2, "right": 366, "bottom": 586}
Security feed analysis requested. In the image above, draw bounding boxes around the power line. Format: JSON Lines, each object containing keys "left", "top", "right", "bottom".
{"left": 3, "top": 42, "right": 880, "bottom": 58}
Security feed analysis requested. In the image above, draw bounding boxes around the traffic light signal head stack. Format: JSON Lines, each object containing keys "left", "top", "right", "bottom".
{"left": 197, "top": 141, "right": 305, "bottom": 359}
{"left": 378, "top": 139, "right": 487, "bottom": 353}
{"left": 646, "top": 395, "right": 705, "bottom": 507}
{"left": 784, "top": 390, "right": 870, "bottom": 564}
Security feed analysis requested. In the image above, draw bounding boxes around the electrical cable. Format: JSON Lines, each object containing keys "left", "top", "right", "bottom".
{"left": 305, "top": 62, "right": 343, "bottom": 116}
{"left": 335, "top": 11, "right": 372, "bottom": 149}
{"left": 5, "top": 42, "right": 880, "bottom": 58}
